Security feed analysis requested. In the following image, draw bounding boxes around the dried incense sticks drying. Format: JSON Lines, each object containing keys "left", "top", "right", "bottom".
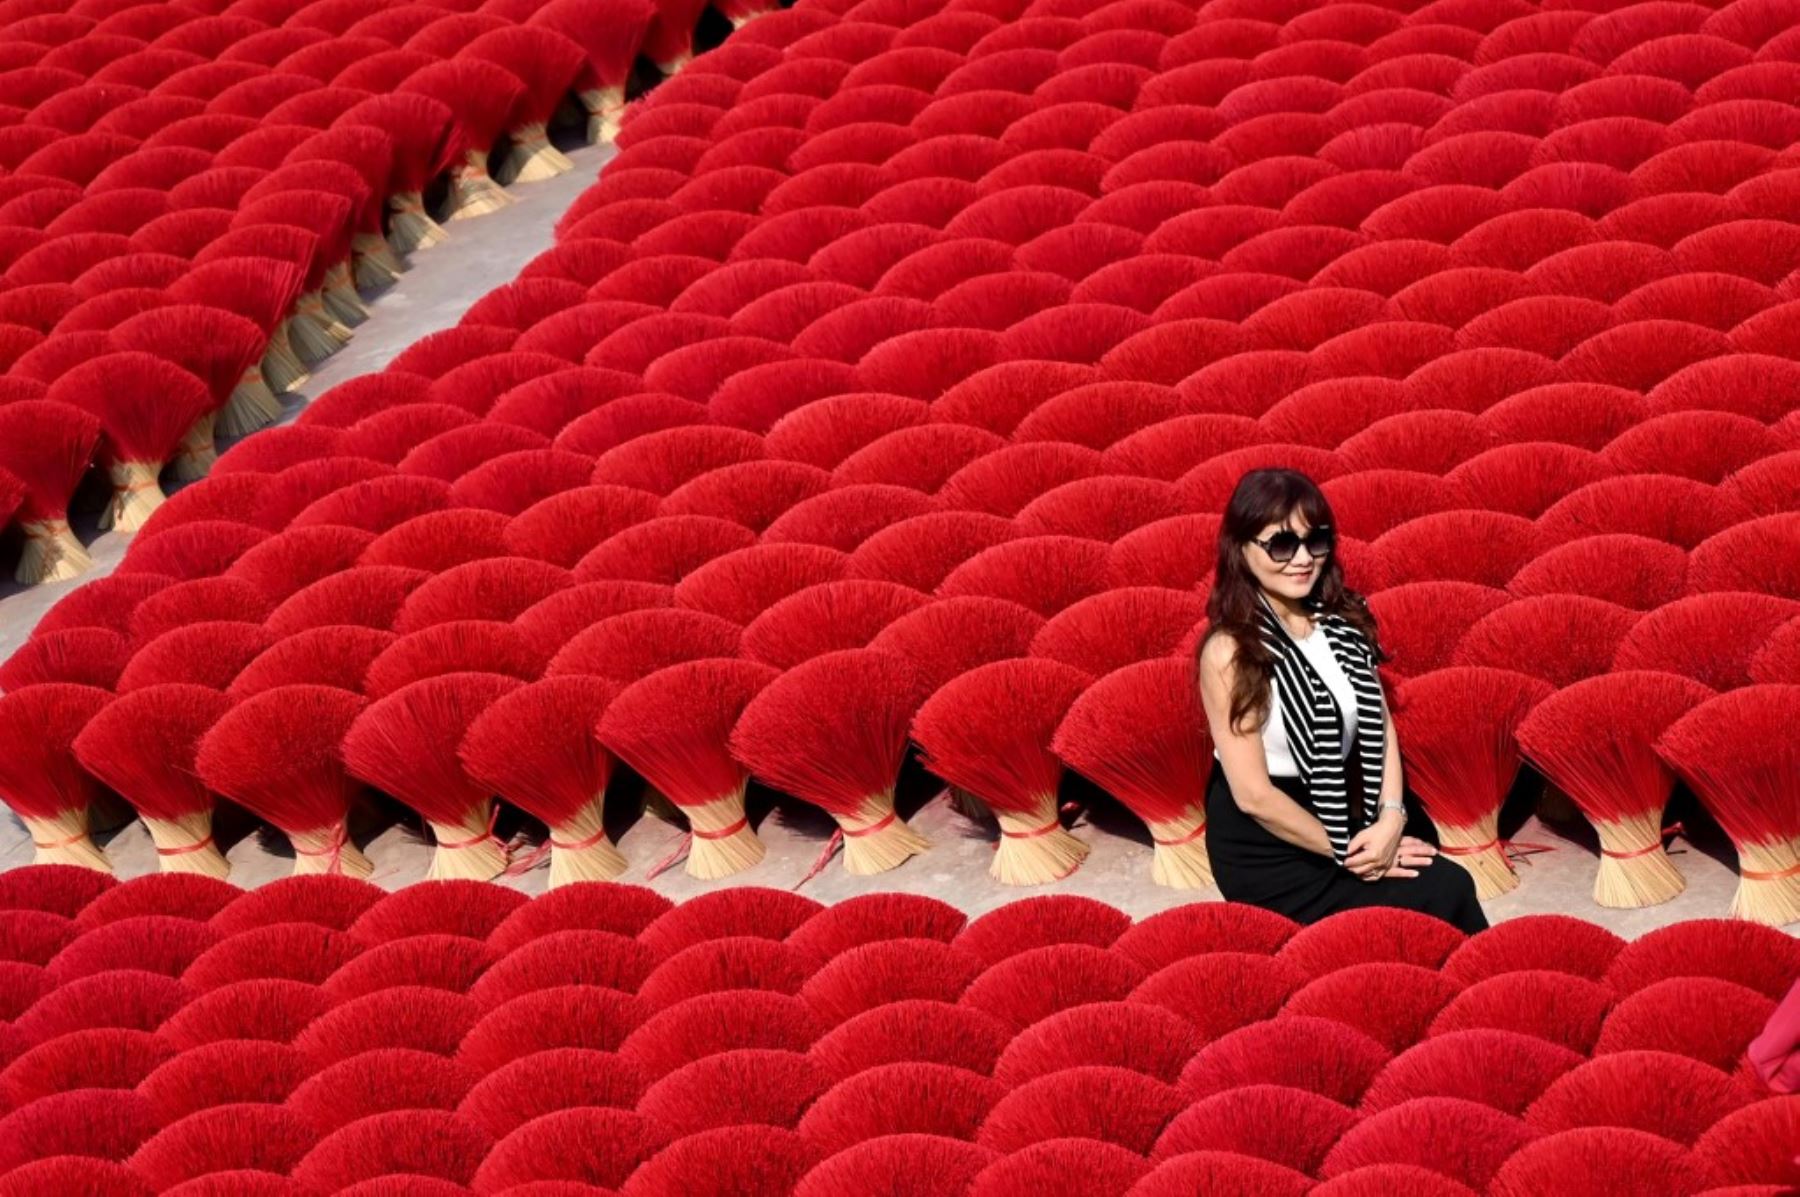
{"left": 72, "top": 685, "right": 234, "bottom": 880}
{"left": 0, "top": 0, "right": 676, "bottom": 593}
{"left": 460, "top": 675, "right": 628, "bottom": 887}
{"left": 4, "top": 0, "right": 1800, "bottom": 930}
{"left": 0, "top": 871, "right": 1791, "bottom": 1193}
{"left": 913, "top": 658, "right": 1091, "bottom": 886}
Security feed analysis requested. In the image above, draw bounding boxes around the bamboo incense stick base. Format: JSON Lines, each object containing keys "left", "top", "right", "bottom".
{"left": 289, "top": 296, "right": 352, "bottom": 365}
{"left": 388, "top": 192, "right": 449, "bottom": 255}
{"left": 992, "top": 796, "right": 1088, "bottom": 886}
{"left": 290, "top": 822, "right": 373, "bottom": 878}
{"left": 1732, "top": 839, "right": 1800, "bottom": 928}
{"left": 170, "top": 413, "right": 217, "bottom": 483}
{"left": 1146, "top": 811, "right": 1215, "bottom": 889}
{"left": 16, "top": 519, "right": 91, "bottom": 584}
{"left": 581, "top": 88, "right": 626, "bottom": 145}
{"left": 427, "top": 811, "right": 507, "bottom": 881}
{"left": 543, "top": 796, "right": 625, "bottom": 887}
{"left": 352, "top": 250, "right": 400, "bottom": 293}
{"left": 448, "top": 152, "right": 515, "bottom": 221}
{"left": 21, "top": 812, "right": 111, "bottom": 872}
{"left": 547, "top": 844, "right": 627, "bottom": 886}
{"left": 835, "top": 794, "right": 929, "bottom": 876}
{"left": 1438, "top": 818, "right": 1520, "bottom": 900}
{"left": 322, "top": 263, "right": 369, "bottom": 326}
{"left": 101, "top": 461, "right": 165, "bottom": 534}
{"left": 500, "top": 123, "right": 573, "bottom": 184}
{"left": 684, "top": 789, "right": 764, "bottom": 881}
{"left": 217, "top": 366, "right": 282, "bottom": 440}
{"left": 1593, "top": 812, "right": 1685, "bottom": 908}
{"left": 354, "top": 232, "right": 405, "bottom": 279}
{"left": 143, "top": 814, "right": 230, "bottom": 879}
{"left": 262, "top": 325, "right": 310, "bottom": 393}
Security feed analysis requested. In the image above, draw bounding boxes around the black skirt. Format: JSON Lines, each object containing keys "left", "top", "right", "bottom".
{"left": 1204, "top": 758, "right": 1488, "bottom": 934}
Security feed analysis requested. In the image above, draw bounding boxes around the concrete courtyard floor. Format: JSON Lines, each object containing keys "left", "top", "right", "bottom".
{"left": 0, "top": 144, "right": 1762, "bottom": 936}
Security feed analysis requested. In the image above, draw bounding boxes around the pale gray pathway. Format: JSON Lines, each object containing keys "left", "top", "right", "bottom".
{"left": 0, "top": 145, "right": 1758, "bottom": 934}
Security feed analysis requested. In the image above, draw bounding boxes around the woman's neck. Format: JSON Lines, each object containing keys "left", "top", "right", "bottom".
{"left": 1261, "top": 588, "right": 1314, "bottom": 634}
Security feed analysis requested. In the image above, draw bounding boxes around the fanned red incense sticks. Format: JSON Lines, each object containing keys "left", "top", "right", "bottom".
{"left": 1658, "top": 685, "right": 1800, "bottom": 928}
{"left": 1516, "top": 671, "right": 1714, "bottom": 908}
{"left": 46, "top": 352, "right": 213, "bottom": 532}
{"left": 0, "top": 400, "right": 101, "bottom": 583}
{"left": 731, "top": 649, "right": 934, "bottom": 877}
{"left": 196, "top": 685, "right": 373, "bottom": 879}
{"left": 1053, "top": 658, "right": 1215, "bottom": 889}
{"left": 599, "top": 658, "right": 780, "bottom": 880}
{"left": 1395, "top": 668, "right": 1554, "bottom": 900}
{"left": 400, "top": 60, "right": 526, "bottom": 221}
{"left": 531, "top": 0, "right": 654, "bottom": 142}
{"left": 914, "top": 658, "right": 1093, "bottom": 886}
{"left": 343, "top": 672, "right": 524, "bottom": 881}
{"left": 0, "top": 685, "right": 115, "bottom": 872}
{"left": 72, "top": 684, "right": 233, "bottom": 879}
{"left": 459, "top": 676, "right": 626, "bottom": 887}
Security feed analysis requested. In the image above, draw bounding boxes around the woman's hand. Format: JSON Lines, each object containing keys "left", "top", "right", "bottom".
{"left": 1345, "top": 815, "right": 1407, "bottom": 881}
{"left": 1396, "top": 835, "right": 1437, "bottom": 873}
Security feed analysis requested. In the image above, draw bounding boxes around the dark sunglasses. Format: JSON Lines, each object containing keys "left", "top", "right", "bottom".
{"left": 1251, "top": 527, "right": 1334, "bottom": 563}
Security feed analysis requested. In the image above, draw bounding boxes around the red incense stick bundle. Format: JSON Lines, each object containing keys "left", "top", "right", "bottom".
{"left": 741, "top": 580, "right": 931, "bottom": 670}
{"left": 463, "top": 27, "right": 586, "bottom": 183}
{"left": 459, "top": 676, "right": 626, "bottom": 887}
{"left": 1395, "top": 667, "right": 1555, "bottom": 900}
{"left": 343, "top": 672, "right": 524, "bottom": 881}
{"left": 127, "top": 578, "right": 270, "bottom": 647}
{"left": 730, "top": 648, "right": 934, "bottom": 876}
{"left": 195, "top": 685, "right": 374, "bottom": 879}
{"left": 46, "top": 351, "right": 213, "bottom": 532}
{"left": 598, "top": 658, "right": 781, "bottom": 880}
{"left": 545, "top": 609, "right": 741, "bottom": 684}
{"left": 1515, "top": 671, "right": 1714, "bottom": 908}
{"left": 1658, "top": 685, "right": 1800, "bottom": 927}
{"left": 1052, "top": 658, "right": 1214, "bottom": 889}
{"left": 0, "top": 628, "right": 130, "bottom": 693}
{"left": 0, "top": 684, "right": 114, "bottom": 872}
{"left": 531, "top": 0, "right": 654, "bottom": 142}
{"left": 672, "top": 544, "right": 849, "bottom": 627}
{"left": 1029, "top": 587, "right": 1209, "bottom": 678}
{"left": 362, "top": 621, "right": 546, "bottom": 699}
{"left": 400, "top": 59, "right": 526, "bottom": 221}
{"left": 170, "top": 255, "right": 310, "bottom": 394}
{"left": 869, "top": 597, "right": 1045, "bottom": 694}
{"left": 914, "top": 658, "right": 1094, "bottom": 886}
{"left": 109, "top": 304, "right": 274, "bottom": 473}
{"left": 0, "top": 399, "right": 101, "bottom": 583}
{"left": 72, "top": 684, "right": 233, "bottom": 879}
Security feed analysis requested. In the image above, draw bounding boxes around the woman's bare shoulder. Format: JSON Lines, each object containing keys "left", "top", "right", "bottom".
{"left": 1198, "top": 627, "right": 1242, "bottom": 675}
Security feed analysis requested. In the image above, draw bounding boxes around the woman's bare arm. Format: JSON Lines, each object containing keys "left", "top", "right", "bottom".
{"left": 1379, "top": 703, "right": 1403, "bottom": 806}
{"left": 1198, "top": 633, "right": 1335, "bottom": 859}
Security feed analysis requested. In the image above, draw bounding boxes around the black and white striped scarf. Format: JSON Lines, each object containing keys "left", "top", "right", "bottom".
{"left": 1254, "top": 599, "right": 1387, "bottom": 864}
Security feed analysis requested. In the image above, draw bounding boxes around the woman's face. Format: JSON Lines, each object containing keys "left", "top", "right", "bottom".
{"left": 1242, "top": 510, "right": 1324, "bottom": 604}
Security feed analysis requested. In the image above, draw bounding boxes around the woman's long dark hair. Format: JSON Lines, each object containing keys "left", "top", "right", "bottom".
{"left": 1202, "top": 468, "right": 1382, "bottom": 734}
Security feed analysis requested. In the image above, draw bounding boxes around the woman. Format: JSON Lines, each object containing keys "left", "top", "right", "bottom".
{"left": 1196, "top": 468, "right": 1487, "bottom": 932}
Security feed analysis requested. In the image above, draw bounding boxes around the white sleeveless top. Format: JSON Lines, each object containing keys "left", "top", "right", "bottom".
{"left": 1214, "top": 621, "right": 1360, "bottom": 777}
